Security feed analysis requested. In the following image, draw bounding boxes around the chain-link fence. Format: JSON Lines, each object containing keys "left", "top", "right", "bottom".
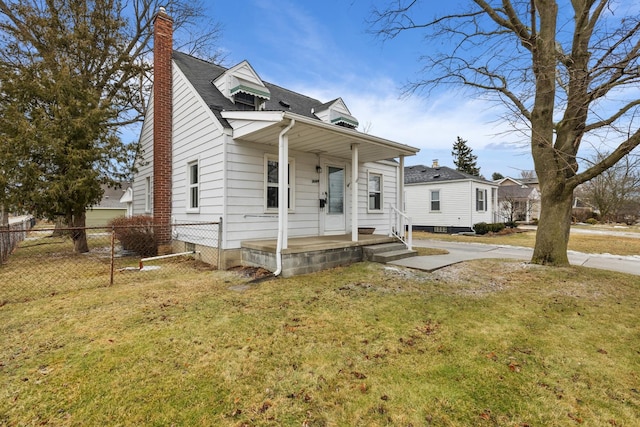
{"left": 0, "top": 217, "right": 35, "bottom": 264}
{"left": 0, "top": 221, "right": 220, "bottom": 306}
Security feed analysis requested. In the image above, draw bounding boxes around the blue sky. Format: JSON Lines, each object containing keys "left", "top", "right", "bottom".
{"left": 204, "top": 0, "right": 535, "bottom": 178}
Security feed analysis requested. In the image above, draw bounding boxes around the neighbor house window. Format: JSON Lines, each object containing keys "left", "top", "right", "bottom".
{"left": 265, "top": 156, "right": 295, "bottom": 210}
{"left": 476, "top": 188, "right": 487, "bottom": 211}
{"left": 145, "top": 177, "right": 151, "bottom": 213}
{"left": 188, "top": 161, "right": 199, "bottom": 210}
{"left": 368, "top": 172, "right": 382, "bottom": 211}
{"left": 430, "top": 190, "right": 440, "bottom": 212}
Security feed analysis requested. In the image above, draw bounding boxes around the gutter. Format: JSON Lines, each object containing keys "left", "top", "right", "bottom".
{"left": 274, "top": 118, "right": 295, "bottom": 276}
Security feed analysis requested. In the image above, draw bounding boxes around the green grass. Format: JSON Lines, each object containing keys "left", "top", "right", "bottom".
{"left": 414, "top": 227, "right": 640, "bottom": 256}
{"left": 2, "top": 256, "right": 639, "bottom": 426}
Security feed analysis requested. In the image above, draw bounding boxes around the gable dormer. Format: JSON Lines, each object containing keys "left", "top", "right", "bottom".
{"left": 213, "top": 60, "right": 270, "bottom": 111}
{"left": 313, "top": 98, "right": 359, "bottom": 129}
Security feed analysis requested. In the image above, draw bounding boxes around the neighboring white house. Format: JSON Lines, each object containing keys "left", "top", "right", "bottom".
{"left": 496, "top": 177, "right": 541, "bottom": 223}
{"left": 404, "top": 163, "right": 499, "bottom": 233}
{"left": 130, "top": 9, "right": 419, "bottom": 274}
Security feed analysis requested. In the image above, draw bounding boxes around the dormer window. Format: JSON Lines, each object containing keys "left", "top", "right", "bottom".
{"left": 213, "top": 60, "right": 271, "bottom": 111}
{"left": 313, "top": 98, "right": 359, "bottom": 129}
{"left": 234, "top": 92, "right": 258, "bottom": 110}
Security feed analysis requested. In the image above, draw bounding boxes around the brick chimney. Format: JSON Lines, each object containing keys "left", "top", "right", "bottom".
{"left": 432, "top": 159, "right": 439, "bottom": 168}
{"left": 153, "top": 7, "right": 173, "bottom": 252}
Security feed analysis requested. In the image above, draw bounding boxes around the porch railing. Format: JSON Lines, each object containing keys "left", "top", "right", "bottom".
{"left": 389, "top": 206, "right": 412, "bottom": 250}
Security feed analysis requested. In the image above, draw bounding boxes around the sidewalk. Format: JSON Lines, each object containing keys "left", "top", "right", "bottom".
{"left": 392, "top": 239, "right": 640, "bottom": 276}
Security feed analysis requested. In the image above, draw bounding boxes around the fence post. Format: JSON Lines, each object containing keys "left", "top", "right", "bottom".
{"left": 110, "top": 227, "right": 115, "bottom": 286}
{"left": 217, "top": 217, "right": 223, "bottom": 270}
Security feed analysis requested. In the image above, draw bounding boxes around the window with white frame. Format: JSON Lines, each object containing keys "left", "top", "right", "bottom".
{"left": 430, "top": 190, "right": 440, "bottom": 211}
{"left": 145, "top": 176, "right": 151, "bottom": 213}
{"left": 188, "top": 161, "right": 199, "bottom": 210}
{"left": 476, "top": 188, "right": 487, "bottom": 211}
{"left": 368, "top": 172, "right": 382, "bottom": 211}
{"left": 265, "top": 156, "right": 294, "bottom": 210}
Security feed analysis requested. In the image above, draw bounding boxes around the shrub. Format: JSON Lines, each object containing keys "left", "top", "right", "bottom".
{"left": 585, "top": 218, "right": 598, "bottom": 225}
{"left": 473, "top": 222, "right": 506, "bottom": 235}
{"left": 108, "top": 215, "right": 157, "bottom": 257}
{"left": 504, "top": 220, "right": 518, "bottom": 229}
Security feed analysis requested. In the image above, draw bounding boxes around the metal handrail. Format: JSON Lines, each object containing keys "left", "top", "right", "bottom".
{"left": 388, "top": 205, "right": 412, "bottom": 250}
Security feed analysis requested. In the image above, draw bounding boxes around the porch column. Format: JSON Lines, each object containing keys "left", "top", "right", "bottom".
{"left": 351, "top": 143, "right": 359, "bottom": 241}
{"left": 279, "top": 129, "right": 290, "bottom": 249}
{"left": 398, "top": 155, "right": 405, "bottom": 212}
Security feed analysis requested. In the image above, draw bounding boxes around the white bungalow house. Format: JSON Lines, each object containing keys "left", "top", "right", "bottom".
{"left": 130, "top": 9, "right": 419, "bottom": 276}
{"left": 404, "top": 162, "right": 499, "bottom": 233}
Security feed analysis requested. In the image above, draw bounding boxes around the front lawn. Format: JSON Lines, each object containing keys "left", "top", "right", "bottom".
{"left": 1, "top": 259, "right": 638, "bottom": 426}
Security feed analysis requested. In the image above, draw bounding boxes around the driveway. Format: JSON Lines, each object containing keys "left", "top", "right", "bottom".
{"left": 392, "top": 239, "right": 640, "bottom": 276}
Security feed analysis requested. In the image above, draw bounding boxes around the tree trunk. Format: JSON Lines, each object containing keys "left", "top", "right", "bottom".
{"left": 51, "top": 216, "right": 68, "bottom": 237}
{"left": 531, "top": 186, "right": 574, "bottom": 265}
{"left": 71, "top": 210, "right": 89, "bottom": 253}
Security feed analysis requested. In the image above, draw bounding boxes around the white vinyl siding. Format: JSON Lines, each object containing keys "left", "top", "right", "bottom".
{"left": 355, "top": 162, "right": 397, "bottom": 235}
{"left": 170, "top": 61, "right": 225, "bottom": 230}
{"left": 132, "top": 92, "right": 154, "bottom": 216}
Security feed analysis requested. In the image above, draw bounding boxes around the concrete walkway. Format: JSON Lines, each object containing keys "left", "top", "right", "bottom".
{"left": 392, "top": 239, "right": 640, "bottom": 276}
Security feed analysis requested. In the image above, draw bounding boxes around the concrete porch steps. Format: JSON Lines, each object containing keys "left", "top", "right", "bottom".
{"left": 363, "top": 242, "right": 418, "bottom": 263}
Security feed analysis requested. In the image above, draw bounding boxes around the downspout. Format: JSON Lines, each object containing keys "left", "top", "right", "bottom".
{"left": 274, "top": 118, "right": 295, "bottom": 276}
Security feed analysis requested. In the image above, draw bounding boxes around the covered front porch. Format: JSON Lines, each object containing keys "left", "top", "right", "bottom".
{"left": 241, "top": 233, "right": 398, "bottom": 277}
{"left": 222, "top": 109, "right": 419, "bottom": 276}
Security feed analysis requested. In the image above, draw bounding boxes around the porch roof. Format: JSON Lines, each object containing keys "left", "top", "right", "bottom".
{"left": 220, "top": 110, "right": 419, "bottom": 163}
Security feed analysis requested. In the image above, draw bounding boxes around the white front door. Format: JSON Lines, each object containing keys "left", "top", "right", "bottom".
{"left": 323, "top": 164, "right": 346, "bottom": 234}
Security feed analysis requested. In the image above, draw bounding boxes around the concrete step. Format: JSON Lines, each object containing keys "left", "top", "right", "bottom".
{"left": 370, "top": 249, "right": 418, "bottom": 263}
{"left": 362, "top": 243, "right": 407, "bottom": 259}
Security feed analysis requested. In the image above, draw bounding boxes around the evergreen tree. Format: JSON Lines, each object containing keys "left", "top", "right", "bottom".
{"left": 451, "top": 136, "right": 480, "bottom": 176}
{"left": 0, "top": 0, "right": 220, "bottom": 252}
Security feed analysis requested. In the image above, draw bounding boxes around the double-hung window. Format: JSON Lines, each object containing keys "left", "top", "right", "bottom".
{"left": 188, "top": 161, "right": 199, "bottom": 211}
{"left": 476, "top": 188, "right": 487, "bottom": 211}
{"left": 145, "top": 176, "right": 151, "bottom": 213}
{"left": 430, "top": 190, "right": 440, "bottom": 212}
{"left": 368, "top": 172, "right": 382, "bottom": 211}
{"left": 265, "top": 156, "right": 294, "bottom": 211}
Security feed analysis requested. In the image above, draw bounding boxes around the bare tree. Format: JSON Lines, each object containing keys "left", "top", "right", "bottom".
{"left": 579, "top": 152, "right": 640, "bottom": 222}
{"left": 371, "top": 0, "right": 640, "bottom": 265}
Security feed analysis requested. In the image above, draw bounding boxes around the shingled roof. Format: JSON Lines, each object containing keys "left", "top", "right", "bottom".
{"left": 172, "top": 51, "right": 328, "bottom": 128}
{"left": 404, "top": 165, "right": 490, "bottom": 184}
{"left": 498, "top": 184, "right": 536, "bottom": 199}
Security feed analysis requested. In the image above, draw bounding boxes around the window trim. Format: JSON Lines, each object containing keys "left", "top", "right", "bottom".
{"left": 264, "top": 154, "right": 295, "bottom": 212}
{"left": 476, "top": 188, "right": 487, "bottom": 212}
{"left": 187, "top": 160, "right": 200, "bottom": 213}
{"left": 430, "top": 189, "right": 441, "bottom": 212}
{"left": 367, "top": 171, "right": 383, "bottom": 212}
